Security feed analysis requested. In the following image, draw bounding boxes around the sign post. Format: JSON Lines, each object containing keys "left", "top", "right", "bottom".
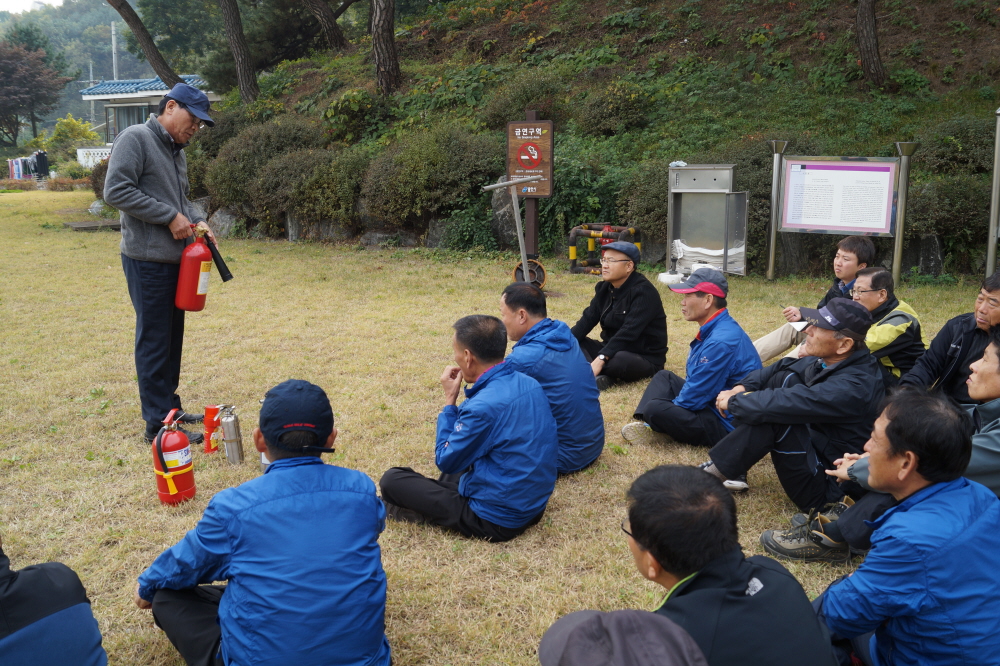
{"left": 766, "top": 140, "right": 788, "bottom": 281}
{"left": 507, "top": 111, "right": 553, "bottom": 260}
{"left": 891, "top": 142, "right": 920, "bottom": 285}
{"left": 987, "top": 107, "right": 1000, "bottom": 278}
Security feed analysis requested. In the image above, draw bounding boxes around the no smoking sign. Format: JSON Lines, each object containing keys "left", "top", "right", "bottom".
{"left": 517, "top": 143, "right": 542, "bottom": 169}
{"left": 506, "top": 120, "right": 553, "bottom": 198}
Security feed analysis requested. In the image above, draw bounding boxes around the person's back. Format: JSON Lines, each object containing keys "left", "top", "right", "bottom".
{"left": 441, "top": 362, "right": 558, "bottom": 527}
{"left": 0, "top": 545, "right": 107, "bottom": 666}
{"left": 655, "top": 549, "right": 834, "bottom": 666}
{"left": 505, "top": 317, "right": 604, "bottom": 473}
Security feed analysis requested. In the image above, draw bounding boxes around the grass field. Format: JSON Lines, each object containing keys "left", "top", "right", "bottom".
{"left": 0, "top": 190, "right": 981, "bottom": 664}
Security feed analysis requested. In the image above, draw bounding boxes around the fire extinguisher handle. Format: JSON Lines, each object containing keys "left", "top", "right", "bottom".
{"left": 206, "top": 235, "right": 234, "bottom": 282}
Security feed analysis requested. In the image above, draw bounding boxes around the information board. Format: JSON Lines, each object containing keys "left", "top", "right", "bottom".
{"left": 506, "top": 120, "right": 553, "bottom": 198}
{"left": 779, "top": 157, "right": 899, "bottom": 236}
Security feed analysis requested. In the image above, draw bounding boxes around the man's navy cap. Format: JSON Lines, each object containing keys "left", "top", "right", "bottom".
{"left": 603, "top": 241, "right": 640, "bottom": 264}
{"left": 799, "top": 297, "right": 873, "bottom": 341}
{"left": 669, "top": 267, "right": 728, "bottom": 299}
{"left": 164, "top": 83, "right": 215, "bottom": 127}
{"left": 259, "top": 379, "right": 334, "bottom": 451}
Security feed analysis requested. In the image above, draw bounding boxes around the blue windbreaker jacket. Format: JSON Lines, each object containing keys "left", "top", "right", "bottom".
{"left": 675, "top": 309, "right": 762, "bottom": 431}
{"left": 821, "top": 477, "right": 1000, "bottom": 666}
{"left": 506, "top": 318, "right": 604, "bottom": 473}
{"left": 137, "top": 457, "right": 391, "bottom": 666}
{"left": 436, "top": 362, "right": 558, "bottom": 528}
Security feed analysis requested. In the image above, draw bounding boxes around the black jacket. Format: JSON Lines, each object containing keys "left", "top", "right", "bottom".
{"left": 899, "top": 312, "right": 989, "bottom": 403}
{"left": 654, "top": 549, "right": 836, "bottom": 666}
{"left": 817, "top": 276, "right": 851, "bottom": 309}
{"left": 728, "top": 347, "right": 885, "bottom": 464}
{"left": 571, "top": 271, "right": 668, "bottom": 367}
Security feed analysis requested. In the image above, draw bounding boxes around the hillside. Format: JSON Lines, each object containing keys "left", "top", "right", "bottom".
{"left": 169, "top": 0, "right": 1000, "bottom": 274}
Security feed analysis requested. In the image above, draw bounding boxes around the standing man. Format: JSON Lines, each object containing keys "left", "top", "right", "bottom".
{"left": 500, "top": 282, "right": 604, "bottom": 473}
{"left": 105, "top": 83, "right": 217, "bottom": 443}
{"left": 621, "top": 268, "right": 761, "bottom": 449}
{"left": 571, "top": 241, "right": 668, "bottom": 391}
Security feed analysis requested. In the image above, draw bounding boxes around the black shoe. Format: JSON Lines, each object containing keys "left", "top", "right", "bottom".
{"left": 383, "top": 501, "right": 426, "bottom": 524}
{"left": 790, "top": 496, "right": 854, "bottom": 528}
{"left": 175, "top": 410, "right": 204, "bottom": 424}
{"left": 595, "top": 375, "right": 615, "bottom": 391}
{"left": 143, "top": 427, "right": 204, "bottom": 445}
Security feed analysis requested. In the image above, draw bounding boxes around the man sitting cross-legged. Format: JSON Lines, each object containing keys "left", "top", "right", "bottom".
{"left": 813, "top": 389, "right": 1000, "bottom": 666}
{"left": 135, "top": 379, "right": 391, "bottom": 666}
{"left": 380, "top": 315, "right": 558, "bottom": 542}
{"left": 620, "top": 465, "right": 836, "bottom": 666}
{"left": 621, "top": 267, "right": 761, "bottom": 449}
{"left": 499, "top": 282, "right": 605, "bottom": 474}
{"left": 702, "top": 298, "right": 883, "bottom": 500}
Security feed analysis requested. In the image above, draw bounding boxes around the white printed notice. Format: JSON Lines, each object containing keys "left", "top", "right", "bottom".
{"left": 780, "top": 159, "right": 897, "bottom": 236}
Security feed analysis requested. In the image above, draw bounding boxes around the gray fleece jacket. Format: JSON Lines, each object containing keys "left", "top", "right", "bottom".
{"left": 104, "top": 116, "right": 205, "bottom": 264}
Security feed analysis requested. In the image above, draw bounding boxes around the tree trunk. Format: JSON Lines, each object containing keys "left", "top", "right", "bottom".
{"left": 371, "top": 0, "right": 400, "bottom": 95}
{"left": 105, "top": 0, "right": 183, "bottom": 88}
{"left": 217, "top": 0, "right": 260, "bottom": 104}
{"left": 30, "top": 111, "right": 38, "bottom": 138}
{"left": 856, "top": 0, "right": 888, "bottom": 88}
{"left": 302, "top": 0, "right": 359, "bottom": 50}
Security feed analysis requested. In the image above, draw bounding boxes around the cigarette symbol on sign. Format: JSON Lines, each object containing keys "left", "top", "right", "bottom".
{"left": 517, "top": 142, "right": 543, "bottom": 169}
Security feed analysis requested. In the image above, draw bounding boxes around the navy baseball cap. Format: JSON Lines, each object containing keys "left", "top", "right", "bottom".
{"left": 669, "top": 267, "right": 728, "bottom": 299}
{"left": 799, "top": 297, "right": 873, "bottom": 341}
{"left": 603, "top": 241, "right": 640, "bottom": 264}
{"left": 259, "top": 380, "right": 334, "bottom": 452}
{"left": 164, "top": 82, "right": 215, "bottom": 127}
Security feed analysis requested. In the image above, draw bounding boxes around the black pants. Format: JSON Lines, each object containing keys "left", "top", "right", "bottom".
{"left": 122, "top": 254, "right": 185, "bottom": 437}
{"left": 710, "top": 422, "right": 845, "bottom": 512}
{"left": 814, "top": 590, "right": 874, "bottom": 666}
{"left": 836, "top": 491, "right": 897, "bottom": 551}
{"left": 379, "top": 467, "right": 542, "bottom": 542}
{"left": 152, "top": 586, "right": 225, "bottom": 666}
{"left": 578, "top": 338, "right": 659, "bottom": 383}
{"left": 633, "top": 370, "right": 730, "bottom": 448}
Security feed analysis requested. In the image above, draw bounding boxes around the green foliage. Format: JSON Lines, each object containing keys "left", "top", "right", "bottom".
{"left": 323, "top": 88, "right": 393, "bottom": 143}
{"left": 37, "top": 114, "right": 101, "bottom": 163}
{"left": 891, "top": 68, "right": 931, "bottom": 92}
{"left": 361, "top": 124, "right": 503, "bottom": 229}
{"left": 481, "top": 71, "right": 569, "bottom": 130}
{"left": 577, "top": 80, "right": 652, "bottom": 136}
{"left": 417, "top": 0, "right": 524, "bottom": 32}
{"left": 616, "top": 159, "right": 672, "bottom": 243}
{"left": 205, "top": 115, "right": 325, "bottom": 218}
{"left": 186, "top": 108, "right": 263, "bottom": 196}
{"left": 525, "top": 45, "right": 621, "bottom": 72}
{"left": 293, "top": 145, "right": 373, "bottom": 232}
{"left": 59, "top": 160, "right": 91, "bottom": 180}
{"left": 403, "top": 64, "right": 504, "bottom": 113}
{"left": 918, "top": 117, "right": 996, "bottom": 174}
{"left": 90, "top": 158, "right": 108, "bottom": 200}
{"left": 908, "top": 173, "right": 992, "bottom": 273}
{"left": 602, "top": 8, "right": 646, "bottom": 32}
{"left": 248, "top": 149, "right": 334, "bottom": 235}
{"left": 806, "top": 34, "right": 863, "bottom": 93}
{"left": 440, "top": 198, "right": 499, "bottom": 250}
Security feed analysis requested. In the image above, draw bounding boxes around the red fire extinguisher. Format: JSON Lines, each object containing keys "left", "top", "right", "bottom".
{"left": 152, "top": 409, "right": 197, "bottom": 505}
{"left": 599, "top": 225, "right": 616, "bottom": 246}
{"left": 176, "top": 226, "right": 213, "bottom": 312}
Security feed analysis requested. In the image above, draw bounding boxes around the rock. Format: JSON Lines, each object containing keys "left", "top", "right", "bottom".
{"left": 424, "top": 218, "right": 449, "bottom": 248}
{"left": 190, "top": 196, "right": 211, "bottom": 223}
{"left": 490, "top": 177, "right": 519, "bottom": 251}
{"left": 918, "top": 233, "right": 943, "bottom": 276}
{"left": 88, "top": 199, "right": 105, "bottom": 215}
{"left": 638, "top": 240, "right": 668, "bottom": 266}
{"left": 360, "top": 230, "right": 419, "bottom": 247}
{"left": 286, "top": 212, "right": 354, "bottom": 242}
{"left": 208, "top": 207, "right": 237, "bottom": 238}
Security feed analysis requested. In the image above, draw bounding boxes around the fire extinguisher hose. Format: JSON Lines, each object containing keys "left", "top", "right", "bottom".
{"left": 206, "top": 236, "right": 234, "bottom": 282}
{"left": 154, "top": 427, "right": 186, "bottom": 495}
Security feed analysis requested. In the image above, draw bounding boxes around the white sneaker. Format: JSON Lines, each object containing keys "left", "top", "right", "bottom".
{"left": 620, "top": 421, "right": 654, "bottom": 445}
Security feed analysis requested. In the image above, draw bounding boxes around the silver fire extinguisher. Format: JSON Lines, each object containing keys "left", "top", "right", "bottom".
{"left": 219, "top": 405, "right": 244, "bottom": 465}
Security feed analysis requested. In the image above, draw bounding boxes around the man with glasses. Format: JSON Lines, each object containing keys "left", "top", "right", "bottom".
{"left": 105, "top": 82, "right": 217, "bottom": 444}
{"left": 614, "top": 465, "right": 835, "bottom": 666}
{"left": 849, "top": 267, "right": 926, "bottom": 388}
{"left": 898, "top": 271, "right": 1000, "bottom": 402}
{"left": 571, "top": 241, "right": 667, "bottom": 391}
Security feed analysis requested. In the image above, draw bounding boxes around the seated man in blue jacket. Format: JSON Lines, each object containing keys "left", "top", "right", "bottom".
{"left": 500, "top": 282, "right": 604, "bottom": 474}
{"left": 621, "top": 267, "right": 761, "bottom": 449}
{"left": 135, "top": 380, "right": 391, "bottom": 666}
{"left": 703, "top": 298, "right": 882, "bottom": 501}
{"left": 0, "top": 534, "right": 107, "bottom": 666}
{"left": 815, "top": 388, "right": 1000, "bottom": 666}
{"left": 380, "top": 315, "right": 558, "bottom": 542}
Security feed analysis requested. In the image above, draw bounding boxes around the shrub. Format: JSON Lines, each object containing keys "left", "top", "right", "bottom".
{"left": 247, "top": 149, "right": 336, "bottom": 235}
{"left": 205, "top": 115, "right": 325, "bottom": 218}
{"left": 323, "top": 88, "right": 393, "bottom": 143}
{"left": 361, "top": 124, "right": 503, "bottom": 229}
{"left": 480, "top": 71, "right": 570, "bottom": 130}
{"left": 577, "top": 80, "right": 652, "bottom": 136}
{"left": 440, "top": 198, "right": 499, "bottom": 250}
{"left": 293, "top": 145, "right": 373, "bottom": 232}
{"left": 90, "top": 158, "right": 109, "bottom": 199}
{"left": 59, "top": 160, "right": 92, "bottom": 180}
{"left": 47, "top": 177, "right": 89, "bottom": 192}
{"left": 0, "top": 179, "right": 37, "bottom": 191}
{"left": 918, "top": 117, "right": 996, "bottom": 175}
{"left": 43, "top": 114, "right": 102, "bottom": 163}
{"left": 908, "top": 173, "right": 992, "bottom": 273}
{"left": 187, "top": 108, "right": 266, "bottom": 197}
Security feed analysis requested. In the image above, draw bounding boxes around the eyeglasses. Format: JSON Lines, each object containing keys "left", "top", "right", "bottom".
{"left": 621, "top": 516, "right": 633, "bottom": 538}
{"left": 177, "top": 103, "right": 206, "bottom": 130}
{"left": 849, "top": 288, "right": 882, "bottom": 297}
{"left": 600, "top": 257, "right": 632, "bottom": 265}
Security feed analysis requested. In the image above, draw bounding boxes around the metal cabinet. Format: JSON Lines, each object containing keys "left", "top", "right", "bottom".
{"left": 666, "top": 164, "right": 748, "bottom": 275}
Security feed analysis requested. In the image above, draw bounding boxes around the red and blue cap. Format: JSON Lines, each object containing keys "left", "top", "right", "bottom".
{"left": 668, "top": 267, "right": 728, "bottom": 299}
{"left": 259, "top": 379, "right": 335, "bottom": 452}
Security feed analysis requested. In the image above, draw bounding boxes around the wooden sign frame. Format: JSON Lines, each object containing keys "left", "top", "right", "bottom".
{"left": 506, "top": 120, "right": 553, "bottom": 198}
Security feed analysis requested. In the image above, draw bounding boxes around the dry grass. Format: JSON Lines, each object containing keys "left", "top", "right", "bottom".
{"left": 0, "top": 191, "right": 981, "bottom": 664}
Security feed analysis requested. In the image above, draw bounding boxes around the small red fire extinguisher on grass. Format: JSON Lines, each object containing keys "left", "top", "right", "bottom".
{"left": 176, "top": 224, "right": 234, "bottom": 312}
{"left": 152, "top": 408, "right": 197, "bottom": 505}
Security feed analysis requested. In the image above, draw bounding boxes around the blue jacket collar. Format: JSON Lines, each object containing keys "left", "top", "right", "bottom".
{"left": 695, "top": 308, "right": 729, "bottom": 341}
{"left": 263, "top": 456, "right": 326, "bottom": 474}
{"left": 464, "top": 361, "right": 512, "bottom": 399}
{"left": 514, "top": 318, "right": 573, "bottom": 352}
{"left": 870, "top": 478, "right": 965, "bottom": 529}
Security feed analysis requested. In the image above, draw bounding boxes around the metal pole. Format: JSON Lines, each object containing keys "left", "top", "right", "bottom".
{"left": 111, "top": 22, "right": 118, "bottom": 81}
{"left": 767, "top": 140, "right": 788, "bottom": 280}
{"left": 510, "top": 186, "right": 530, "bottom": 282}
{"left": 892, "top": 142, "right": 920, "bottom": 286}
{"left": 986, "top": 107, "right": 1000, "bottom": 278}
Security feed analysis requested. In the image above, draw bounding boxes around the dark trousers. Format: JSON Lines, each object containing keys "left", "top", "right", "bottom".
{"left": 837, "top": 491, "right": 897, "bottom": 552}
{"left": 578, "top": 338, "right": 659, "bottom": 383}
{"left": 152, "top": 586, "right": 225, "bottom": 666}
{"left": 813, "top": 590, "right": 875, "bottom": 666}
{"left": 379, "top": 467, "right": 542, "bottom": 543}
{"left": 122, "top": 254, "right": 185, "bottom": 436}
{"left": 709, "top": 422, "right": 845, "bottom": 512}
{"left": 633, "top": 370, "right": 730, "bottom": 448}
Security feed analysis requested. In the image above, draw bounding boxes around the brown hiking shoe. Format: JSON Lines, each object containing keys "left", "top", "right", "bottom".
{"left": 789, "top": 496, "right": 855, "bottom": 528}
{"left": 760, "top": 517, "right": 850, "bottom": 563}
